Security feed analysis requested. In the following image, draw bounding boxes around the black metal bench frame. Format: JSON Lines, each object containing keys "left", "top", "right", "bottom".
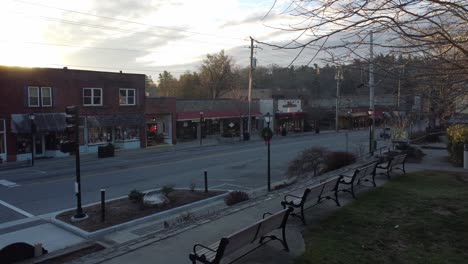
{"left": 281, "top": 177, "right": 341, "bottom": 225}
{"left": 189, "top": 207, "right": 293, "bottom": 264}
{"left": 377, "top": 154, "right": 407, "bottom": 179}
{"left": 338, "top": 162, "right": 378, "bottom": 199}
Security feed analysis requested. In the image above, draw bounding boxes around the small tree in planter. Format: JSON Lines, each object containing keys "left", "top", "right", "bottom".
{"left": 447, "top": 124, "right": 468, "bottom": 166}
{"left": 287, "top": 147, "right": 328, "bottom": 178}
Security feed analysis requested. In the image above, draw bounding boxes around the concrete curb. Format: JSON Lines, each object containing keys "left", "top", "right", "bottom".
{"left": 50, "top": 191, "right": 230, "bottom": 239}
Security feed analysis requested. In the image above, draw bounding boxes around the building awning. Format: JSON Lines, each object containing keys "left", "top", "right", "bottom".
{"left": 275, "top": 112, "right": 306, "bottom": 119}
{"left": 11, "top": 113, "right": 66, "bottom": 134}
{"left": 177, "top": 110, "right": 263, "bottom": 121}
{"left": 86, "top": 114, "right": 145, "bottom": 128}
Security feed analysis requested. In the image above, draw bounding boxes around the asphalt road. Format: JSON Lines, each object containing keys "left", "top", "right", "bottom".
{"left": 0, "top": 131, "right": 374, "bottom": 224}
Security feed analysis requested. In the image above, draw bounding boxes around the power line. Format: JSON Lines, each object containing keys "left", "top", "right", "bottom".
{"left": 0, "top": 39, "right": 157, "bottom": 53}
{"left": 11, "top": 0, "right": 245, "bottom": 41}
{"left": 6, "top": 11, "right": 243, "bottom": 47}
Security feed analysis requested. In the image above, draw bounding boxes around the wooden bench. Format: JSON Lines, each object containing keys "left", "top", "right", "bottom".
{"left": 281, "top": 176, "right": 341, "bottom": 225}
{"left": 377, "top": 154, "right": 407, "bottom": 179}
{"left": 338, "top": 161, "right": 378, "bottom": 199}
{"left": 189, "top": 207, "right": 293, "bottom": 264}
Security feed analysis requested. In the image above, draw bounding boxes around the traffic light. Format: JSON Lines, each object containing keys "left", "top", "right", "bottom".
{"left": 60, "top": 106, "right": 79, "bottom": 153}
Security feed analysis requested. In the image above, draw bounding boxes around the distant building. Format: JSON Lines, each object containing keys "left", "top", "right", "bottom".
{"left": 0, "top": 66, "right": 146, "bottom": 162}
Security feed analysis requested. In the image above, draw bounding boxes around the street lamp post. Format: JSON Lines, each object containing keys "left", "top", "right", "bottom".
{"left": 264, "top": 112, "right": 272, "bottom": 192}
{"left": 29, "top": 113, "right": 35, "bottom": 166}
{"left": 199, "top": 112, "right": 204, "bottom": 146}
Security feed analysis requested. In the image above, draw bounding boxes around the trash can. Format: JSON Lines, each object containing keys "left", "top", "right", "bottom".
{"left": 98, "top": 143, "right": 115, "bottom": 158}
{"left": 243, "top": 132, "right": 250, "bottom": 141}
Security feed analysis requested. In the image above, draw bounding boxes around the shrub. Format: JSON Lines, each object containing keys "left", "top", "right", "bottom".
{"left": 224, "top": 191, "right": 249, "bottom": 206}
{"left": 161, "top": 185, "right": 175, "bottom": 196}
{"left": 324, "top": 151, "right": 356, "bottom": 172}
{"left": 395, "top": 143, "right": 426, "bottom": 162}
{"left": 287, "top": 147, "right": 328, "bottom": 178}
{"left": 446, "top": 124, "right": 468, "bottom": 166}
{"left": 128, "top": 189, "right": 144, "bottom": 203}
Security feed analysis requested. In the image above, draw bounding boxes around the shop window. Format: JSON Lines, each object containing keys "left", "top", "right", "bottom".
{"left": 115, "top": 126, "right": 139, "bottom": 141}
{"left": 83, "top": 88, "right": 102, "bottom": 106}
{"left": 45, "top": 133, "right": 66, "bottom": 150}
{"left": 88, "top": 127, "right": 112, "bottom": 144}
{"left": 119, "top": 88, "right": 136, "bottom": 105}
{"left": 16, "top": 134, "right": 32, "bottom": 154}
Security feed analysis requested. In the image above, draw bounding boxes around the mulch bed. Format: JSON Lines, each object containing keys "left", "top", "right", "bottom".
{"left": 56, "top": 190, "right": 224, "bottom": 232}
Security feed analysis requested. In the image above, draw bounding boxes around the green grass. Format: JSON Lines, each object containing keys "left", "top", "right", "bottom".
{"left": 294, "top": 171, "right": 468, "bottom": 264}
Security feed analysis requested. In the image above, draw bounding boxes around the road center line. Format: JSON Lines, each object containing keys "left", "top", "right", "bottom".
{"left": 0, "top": 200, "right": 34, "bottom": 218}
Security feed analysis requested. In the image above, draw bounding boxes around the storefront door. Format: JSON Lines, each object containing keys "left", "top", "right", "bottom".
{"left": 33, "top": 135, "right": 45, "bottom": 157}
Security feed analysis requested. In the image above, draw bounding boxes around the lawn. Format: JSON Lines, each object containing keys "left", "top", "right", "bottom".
{"left": 294, "top": 171, "right": 468, "bottom": 264}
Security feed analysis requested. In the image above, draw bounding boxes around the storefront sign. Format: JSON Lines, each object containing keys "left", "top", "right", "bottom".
{"left": 278, "top": 99, "right": 302, "bottom": 113}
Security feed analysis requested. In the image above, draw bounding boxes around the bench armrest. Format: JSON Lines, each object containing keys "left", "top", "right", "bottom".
{"left": 283, "top": 194, "right": 302, "bottom": 202}
{"left": 193, "top": 243, "right": 217, "bottom": 254}
{"left": 263, "top": 212, "right": 273, "bottom": 219}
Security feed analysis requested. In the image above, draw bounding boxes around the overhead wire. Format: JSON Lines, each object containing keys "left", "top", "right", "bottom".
{"left": 11, "top": 0, "right": 245, "bottom": 41}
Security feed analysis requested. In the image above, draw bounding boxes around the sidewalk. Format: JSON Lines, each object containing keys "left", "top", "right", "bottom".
{"left": 0, "top": 129, "right": 339, "bottom": 171}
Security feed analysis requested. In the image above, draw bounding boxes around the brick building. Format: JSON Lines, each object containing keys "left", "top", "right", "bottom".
{"left": 0, "top": 66, "right": 146, "bottom": 162}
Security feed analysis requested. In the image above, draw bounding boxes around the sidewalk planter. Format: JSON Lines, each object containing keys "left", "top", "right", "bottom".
{"left": 52, "top": 190, "right": 229, "bottom": 239}
{"left": 98, "top": 144, "right": 115, "bottom": 158}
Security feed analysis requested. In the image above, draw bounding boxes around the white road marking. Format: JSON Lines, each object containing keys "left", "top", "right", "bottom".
{"left": 0, "top": 179, "right": 20, "bottom": 187}
{"left": 0, "top": 200, "right": 34, "bottom": 217}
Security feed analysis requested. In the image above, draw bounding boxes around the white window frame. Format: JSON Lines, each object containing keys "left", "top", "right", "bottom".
{"left": 83, "top": 88, "right": 103, "bottom": 106}
{"left": 119, "top": 88, "right": 136, "bottom": 106}
{"left": 28, "top": 86, "right": 40, "bottom": 107}
{"left": 41, "top": 87, "right": 52, "bottom": 107}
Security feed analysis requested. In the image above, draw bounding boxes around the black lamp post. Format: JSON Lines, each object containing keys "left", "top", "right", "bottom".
{"left": 199, "top": 111, "right": 204, "bottom": 146}
{"left": 29, "top": 113, "right": 35, "bottom": 166}
{"left": 264, "top": 112, "right": 272, "bottom": 192}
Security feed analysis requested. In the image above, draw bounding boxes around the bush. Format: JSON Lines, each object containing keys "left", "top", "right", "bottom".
{"left": 128, "top": 189, "right": 144, "bottom": 203}
{"left": 446, "top": 124, "right": 468, "bottom": 166}
{"left": 287, "top": 147, "right": 328, "bottom": 178}
{"left": 324, "top": 151, "right": 356, "bottom": 172}
{"left": 224, "top": 191, "right": 249, "bottom": 206}
{"left": 161, "top": 185, "right": 175, "bottom": 196}
{"left": 395, "top": 143, "right": 426, "bottom": 162}
{"left": 273, "top": 179, "right": 297, "bottom": 190}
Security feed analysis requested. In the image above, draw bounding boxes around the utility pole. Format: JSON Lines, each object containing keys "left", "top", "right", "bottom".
{"left": 247, "top": 36, "right": 254, "bottom": 140}
{"left": 369, "top": 31, "right": 375, "bottom": 154}
{"left": 335, "top": 66, "right": 343, "bottom": 133}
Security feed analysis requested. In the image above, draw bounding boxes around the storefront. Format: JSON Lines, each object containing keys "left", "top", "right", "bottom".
{"left": 276, "top": 99, "right": 305, "bottom": 133}
{"left": 176, "top": 110, "right": 262, "bottom": 141}
{"left": 10, "top": 113, "right": 68, "bottom": 161}
{"left": 84, "top": 114, "right": 144, "bottom": 152}
{"left": 146, "top": 114, "right": 173, "bottom": 146}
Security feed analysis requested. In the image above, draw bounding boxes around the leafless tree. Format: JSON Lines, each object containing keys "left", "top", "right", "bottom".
{"left": 260, "top": 0, "right": 467, "bottom": 68}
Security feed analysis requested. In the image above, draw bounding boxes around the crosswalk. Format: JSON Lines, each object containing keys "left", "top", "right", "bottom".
{"left": 0, "top": 179, "right": 20, "bottom": 188}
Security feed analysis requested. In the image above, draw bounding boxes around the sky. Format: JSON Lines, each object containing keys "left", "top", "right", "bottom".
{"left": 0, "top": 0, "right": 328, "bottom": 79}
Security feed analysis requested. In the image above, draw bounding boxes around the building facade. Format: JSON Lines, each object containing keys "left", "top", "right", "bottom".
{"left": 0, "top": 66, "right": 146, "bottom": 162}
